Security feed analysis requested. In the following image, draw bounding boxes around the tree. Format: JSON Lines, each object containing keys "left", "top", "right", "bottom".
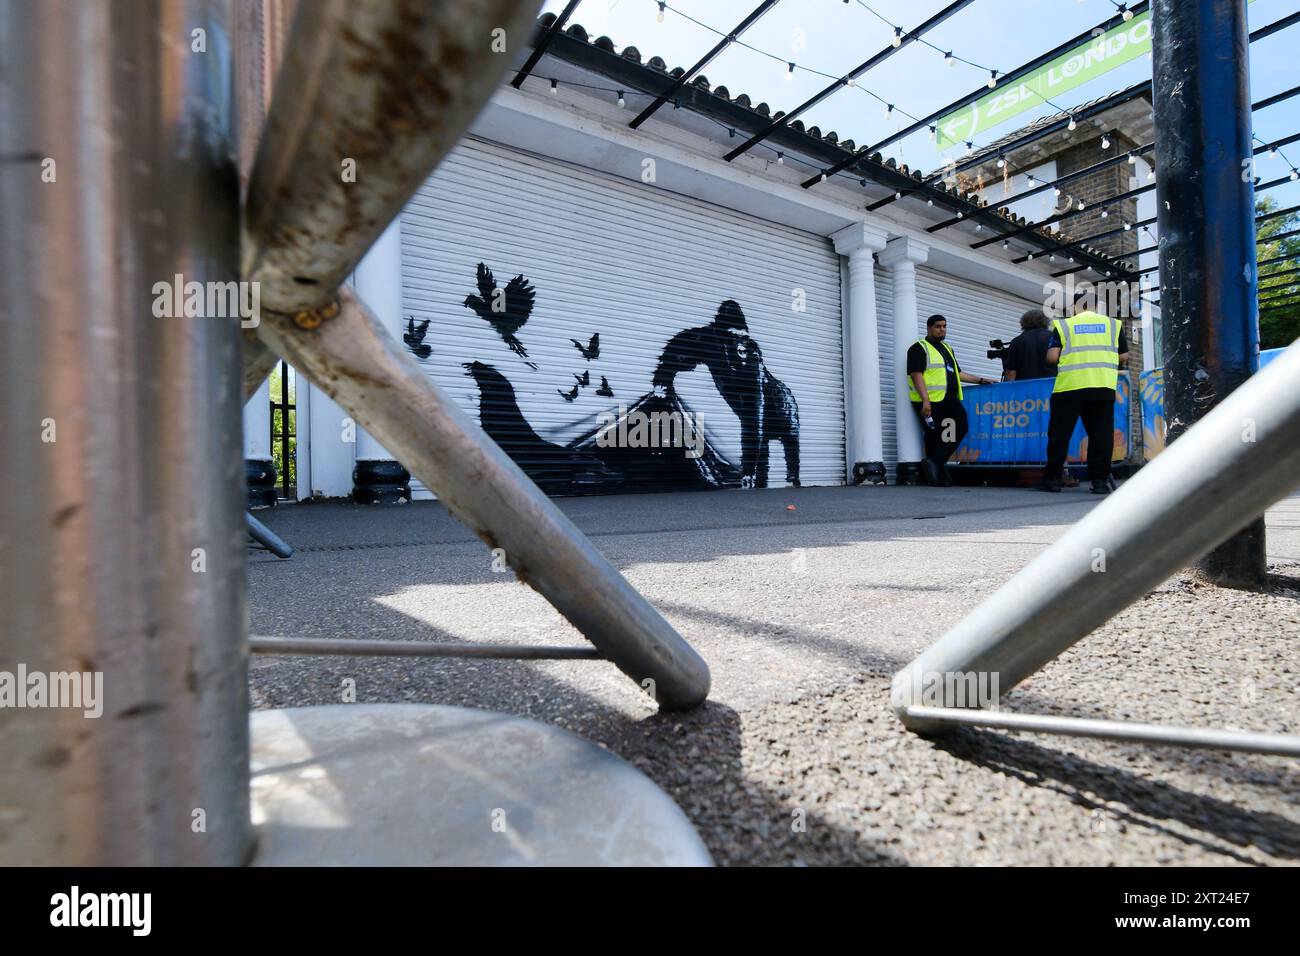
{"left": 1257, "top": 195, "right": 1300, "bottom": 350}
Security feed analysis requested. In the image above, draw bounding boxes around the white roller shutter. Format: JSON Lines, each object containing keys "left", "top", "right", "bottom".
{"left": 399, "top": 138, "right": 844, "bottom": 497}
{"left": 915, "top": 267, "right": 1042, "bottom": 383}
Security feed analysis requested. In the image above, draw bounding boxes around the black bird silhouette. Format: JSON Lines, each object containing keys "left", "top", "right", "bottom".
{"left": 558, "top": 383, "right": 580, "bottom": 402}
{"left": 595, "top": 376, "right": 614, "bottom": 397}
{"left": 403, "top": 316, "right": 432, "bottom": 359}
{"left": 463, "top": 263, "right": 536, "bottom": 363}
{"left": 570, "top": 332, "right": 600, "bottom": 361}
{"left": 573, "top": 370, "right": 590, "bottom": 387}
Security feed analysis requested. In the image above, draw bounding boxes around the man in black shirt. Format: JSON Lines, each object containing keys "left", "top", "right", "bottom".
{"left": 1004, "top": 309, "right": 1056, "bottom": 381}
{"left": 906, "top": 315, "right": 995, "bottom": 486}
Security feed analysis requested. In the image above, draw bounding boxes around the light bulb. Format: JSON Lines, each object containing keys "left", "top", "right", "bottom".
{"left": 1077, "top": 200, "right": 1085, "bottom": 211}
{"left": 776, "top": 152, "right": 784, "bottom": 165}
{"left": 892, "top": 27, "right": 902, "bottom": 48}
{"left": 1053, "top": 187, "right": 1061, "bottom": 197}
{"left": 965, "top": 141, "right": 974, "bottom": 156}
{"left": 885, "top": 104, "right": 893, "bottom": 120}
{"left": 1068, "top": 116, "right": 1078, "bottom": 131}
{"left": 996, "top": 156, "right": 1005, "bottom": 168}
{"left": 786, "top": 62, "right": 794, "bottom": 81}
{"left": 549, "top": 79, "right": 557, "bottom": 95}
{"left": 1101, "top": 135, "right": 1111, "bottom": 149}
{"left": 1122, "top": 6, "right": 1134, "bottom": 21}
{"left": 944, "top": 52, "right": 954, "bottom": 67}
{"left": 987, "top": 70, "right": 998, "bottom": 89}
{"left": 1100, "top": 209, "right": 1109, "bottom": 218}
{"left": 1128, "top": 153, "right": 1136, "bottom": 164}
{"left": 847, "top": 76, "right": 856, "bottom": 87}
{"left": 657, "top": 2, "right": 665, "bottom": 23}
{"left": 1123, "top": 222, "right": 1131, "bottom": 231}
{"left": 1292, "top": 170, "right": 1299, "bottom": 181}
{"left": 928, "top": 126, "right": 936, "bottom": 141}
{"left": 617, "top": 91, "right": 625, "bottom": 108}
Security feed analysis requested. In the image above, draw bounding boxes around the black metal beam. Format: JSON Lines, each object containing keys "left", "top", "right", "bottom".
{"left": 630, "top": 0, "right": 780, "bottom": 130}
{"left": 860, "top": 1, "right": 1151, "bottom": 159}
{"left": 1259, "top": 294, "right": 1300, "bottom": 308}
{"left": 1250, "top": 9, "right": 1300, "bottom": 43}
{"left": 1254, "top": 83, "right": 1300, "bottom": 112}
{"left": 1259, "top": 269, "right": 1300, "bottom": 288}
{"left": 1258, "top": 251, "right": 1300, "bottom": 269}
{"left": 723, "top": 0, "right": 975, "bottom": 162}
{"left": 1008, "top": 167, "right": 1293, "bottom": 267}
{"left": 1258, "top": 131, "right": 1300, "bottom": 154}
{"left": 1260, "top": 203, "right": 1300, "bottom": 226}
{"left": 1261, "top": 227, "right": 1300, "bottom": 245}
{"left": 972, "top": 182, "right": 1155, "bottom": 249}
{"left": 1014, "top": 214, "right": 1156, "bottom": 269}
{"left": 511, "top": 1, "right": 582, "bottom": 89}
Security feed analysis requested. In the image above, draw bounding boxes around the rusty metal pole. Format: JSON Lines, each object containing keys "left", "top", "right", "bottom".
{"left": 1152, "top": 0, "right": 1266, "bottom": 590}
{"left": 0, "top": 0, "right": 251, "bottom": 864}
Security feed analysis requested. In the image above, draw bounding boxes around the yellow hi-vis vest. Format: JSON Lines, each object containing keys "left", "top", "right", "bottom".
{"left": 907, "top": 338, "right": 962, "bottom": 403}
{"left": 1052, "top": 311, "right": 1122, "bottom": 393}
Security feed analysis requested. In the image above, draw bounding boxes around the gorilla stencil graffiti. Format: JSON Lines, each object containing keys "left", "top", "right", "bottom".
{"left": 406, "top": 263, "right": 802, "bottom": 495}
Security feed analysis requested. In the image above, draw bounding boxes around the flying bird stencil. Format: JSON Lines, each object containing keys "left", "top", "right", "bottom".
{"left": 463, "top": 262, "right": 536, "bottom": 367}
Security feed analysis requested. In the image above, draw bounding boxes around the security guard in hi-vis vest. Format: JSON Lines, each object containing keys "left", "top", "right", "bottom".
{"left": 907, "top": 314, "right": 995, "bottom": 486}
{"left": 1037, "top": 301, "right": 1129, "bottom": 495}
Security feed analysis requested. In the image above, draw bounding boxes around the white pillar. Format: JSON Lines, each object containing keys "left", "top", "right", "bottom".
{"left": 878, "top": 237, "right": 931, "bottom": 473}
{"left": 244, "top": 376, "right": 276, "bottom": 506}
{"left": 349, "top": 219, "right": 411, "bottom": 502}
{"left": 831, "top": 222, "right": 890, "bottom": 484}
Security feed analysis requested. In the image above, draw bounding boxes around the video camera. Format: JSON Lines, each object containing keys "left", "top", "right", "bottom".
{"left": 987, "top": 338, "right": 1011, "bottom": 362}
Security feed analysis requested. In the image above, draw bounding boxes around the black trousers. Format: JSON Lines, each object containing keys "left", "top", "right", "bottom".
{"left": 912, "top": 397, "right": 969, "bottom": 466}
{"left": 1045, "top": 389, "right": 1115, "bottom": 480}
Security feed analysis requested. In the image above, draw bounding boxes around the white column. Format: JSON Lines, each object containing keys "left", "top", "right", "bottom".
{"left": 243, "top": 377, "right": 276, "bottom": 506}
{"left": 353, "top": 218, "right": 404, "bottom": 463}
{"left": 243, "top": 377, "right": 272, "bottom": 461}
{"left": 878, "top": 237, "right": 931, "bottom": 469}
{"left": 831, "top": 222, "right": 890, "bottom": 483}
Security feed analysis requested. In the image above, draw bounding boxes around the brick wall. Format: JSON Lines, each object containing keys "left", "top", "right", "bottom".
{"left": 1054, "top": 133, "right": 1141, "bottom": 262}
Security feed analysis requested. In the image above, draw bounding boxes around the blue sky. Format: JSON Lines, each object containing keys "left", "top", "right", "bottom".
{"left": 539, "top": 0, "right": 1299, "bottom": 203}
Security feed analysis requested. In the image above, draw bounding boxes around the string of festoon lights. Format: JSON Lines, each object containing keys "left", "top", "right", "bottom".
{"left": 647, "top": 0, "right": 1081, "bottom": 162}
{"left": 1254, "top": 133, "right": 1300, "bottom": 183}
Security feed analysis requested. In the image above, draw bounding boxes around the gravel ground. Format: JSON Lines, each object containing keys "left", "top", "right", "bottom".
{"left": 247, "top": 486, "right": 1300, "bottom": 866}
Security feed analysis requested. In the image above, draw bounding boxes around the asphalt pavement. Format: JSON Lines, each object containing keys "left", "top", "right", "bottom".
{"left": 247, "top": 484, "right": 1300, "bottom": 866}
